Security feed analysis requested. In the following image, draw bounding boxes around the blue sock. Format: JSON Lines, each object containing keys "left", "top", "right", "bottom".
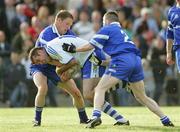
{"left": 102, "top": 101, "right": 127, "bottom": 122}
{"left": 161, "top": 116, "right": 170, "bottom": 124}
{"left": 92, "top": 109, "right": 101, "bottom": 119}
{"left": 78, "top": 108, "right": 88, "bottom": 122}
{"left": 35, "top": 106, "right": 43, "bottom": 123}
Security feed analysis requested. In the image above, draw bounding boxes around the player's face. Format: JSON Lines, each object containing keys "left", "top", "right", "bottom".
{"left": 57, "top": 17, "right": 73, "bottom": 34}
{"left": 33, "top": 50, "right": 48, "bottom": 64}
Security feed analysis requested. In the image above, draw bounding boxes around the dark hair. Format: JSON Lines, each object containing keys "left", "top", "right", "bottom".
{"left": 104, "top": 11, "right": 119, "bottom": 22}
{"left": 28, "top": 47, "right": 43, "bottom": 64}
{"left": 55, "top": 10, "right": 73, "bottom": 20}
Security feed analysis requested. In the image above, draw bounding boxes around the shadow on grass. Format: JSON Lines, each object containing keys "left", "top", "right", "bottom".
{"left": 93, "top": 125, "right": 180, "bottom": 132}
{"left": 131, "top": 126, "right": 180, "bottom": 131}
{"left": 36, "top": 124, "right": 180, "bottom": 132}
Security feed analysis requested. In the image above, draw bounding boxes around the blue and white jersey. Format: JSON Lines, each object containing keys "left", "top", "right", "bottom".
{"left": 167, "top": 5, "right": 180, "bottom": 50}
{"left": 46, "top": 35, "right": 94, "bottom": 67}
{"left": 32, "top": 24, "right": 75, "bottom": 70}
{"left": 89, "top": 22, "right": 140, "bottom": 56}
{"left": 35, "top": 24, "right": 75, "bottom": 48}
{"left": 30, "top": 24, "right": 75, "bottom": 85}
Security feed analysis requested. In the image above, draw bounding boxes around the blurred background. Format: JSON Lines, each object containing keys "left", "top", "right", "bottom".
{"left": 0, "top": 0, "right": 179, "bottom": 108}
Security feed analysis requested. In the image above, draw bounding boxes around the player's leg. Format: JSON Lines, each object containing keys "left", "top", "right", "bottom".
{"left": 57, "top": 79, "right": 89, "bottom": 123}
{"left": 93, "top": 74, "right": 120, "bottom": 115}
{"left": 45, "top": 64, "right": 89, "bottom": 124}
{"left": 33, "top": 72, "right": 48, "bottom": 126}
{"left": 129, "top": 81, "right": 174, "bottom": 126}
{"left": 128, "top": 54, "right": 174, "bottom": 126}
{"left": 83, "top": 78, "right": 129, "bottom": 125}
{"left": 83, "top": 78, "right": 99, "bottom": 102}
{"left": 87, "top": 74, "right": 123, "bottom": 128}
{"left": 129, "top": 81, "right": 165, "bottom": 116}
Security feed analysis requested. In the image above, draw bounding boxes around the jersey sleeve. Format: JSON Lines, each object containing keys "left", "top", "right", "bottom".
{"left": 166, "top": 9, "right": 174, "bottom": 40}
{"left": 89, "top": 27, "right": 109, "bottom": 49}
{"left": 35, "top": 31, "right": 48, "bottom": 47}
{"left": 46, "top": 45, "right": 74, "bottom": 64}
{"left": 35, "top": 27, "right": 54, "bottom": 47}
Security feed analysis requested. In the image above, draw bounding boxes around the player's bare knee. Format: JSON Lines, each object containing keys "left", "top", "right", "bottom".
{"left": 134, "top": 95, "right": 141, "bottom": 103}
{"left": 83, "top": 94, "right": 93, "bottom": 102}
{"left": 134, "top": 93, "right": 144, "bottom": 102}
{"left": 83, "top": 90, "right": 93, "bottom": 100}
{"left": 37, "top": 86, "right": 48, "bottom": 96}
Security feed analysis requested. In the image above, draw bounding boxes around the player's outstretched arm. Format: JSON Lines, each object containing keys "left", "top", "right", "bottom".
{"left": 76, "top": 43, "right": 94, "bottom": 52}
{"left": 62, "top": 43, "right": 94, "bottom": 53}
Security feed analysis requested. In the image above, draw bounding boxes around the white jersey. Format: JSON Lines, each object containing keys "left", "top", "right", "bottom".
{"left": 46, "top": 35, "right": 94, "bottom": 67}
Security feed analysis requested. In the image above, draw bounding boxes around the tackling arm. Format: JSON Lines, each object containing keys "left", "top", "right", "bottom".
{"left": 55, "top": 58, "right": 79, "bottom": 75}
{"left": 62, "top": 43, "right": 94, "bottom": 53}
{"left": 48, "top": 58, "right": 79, "bottom": 75}
{"left": 76, "top": 43, "right": 94, "bottom": 52}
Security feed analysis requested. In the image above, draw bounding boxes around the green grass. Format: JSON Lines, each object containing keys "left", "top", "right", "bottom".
{"left": 0, "top": 107, "right": 180, "bottom": 132}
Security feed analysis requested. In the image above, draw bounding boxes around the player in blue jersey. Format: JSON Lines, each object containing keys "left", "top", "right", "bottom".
{"left": 29, "top": 35, "right": 130, "bottom": 126}
{"left": 30, "top": 10, "right": 89, "bottom": 126}
{"left": 62, "top": 11, "right": 174, "bottom": 128}
{"left": 166, "top": 0, "right": 180, "bottom": 70}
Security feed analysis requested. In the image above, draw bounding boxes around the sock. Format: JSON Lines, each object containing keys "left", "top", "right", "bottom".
{"left": 161, "top": 116, "right": 170, "bottom": 124}
{"left": 78, "top": 108, "right": 88, "bottom": 122}
{"left": 102, "top": 101, "right": 127, "bottom": 123}
{"left": 92, "top": 109, "right": 101, "bottom": 119}
{"left": 35, "top": 106, "right": 43, "bottom": 123}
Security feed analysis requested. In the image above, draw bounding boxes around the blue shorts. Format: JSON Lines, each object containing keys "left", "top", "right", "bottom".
{"left": 82, "top": 50, "right": 106, "bottom": 79}
{"left": 82, "top": 59, "right": 106, "bottom": 79}
{"left": 175, "top": 48, "right": 180, "bottom": 73}
{"left": 105, "top": 53, "right": 144, "bottom": 82}
{"left": 30, "top": 64, "right": 61, "bottom": 86}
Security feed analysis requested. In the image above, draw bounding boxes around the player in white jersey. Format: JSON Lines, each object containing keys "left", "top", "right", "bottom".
{"left": 30, "top": 10, "right": 89, "bottom": 126}
{"left": 29, "top": 35, "right": 130, "bottom": 126}
{"left": 46, "top": 35, "right": 94, "bottom": 68}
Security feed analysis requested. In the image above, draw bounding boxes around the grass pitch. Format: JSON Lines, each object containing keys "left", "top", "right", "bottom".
{"left": 0, "top": 107, "right": 180, "bottom": 132}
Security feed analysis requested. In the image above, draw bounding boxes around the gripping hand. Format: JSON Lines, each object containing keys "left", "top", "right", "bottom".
{"left": 89, "top": 54, "right": 102, "bottom": 66}
{"left": 62, "top": 43, "right": 76, "bottom": 53}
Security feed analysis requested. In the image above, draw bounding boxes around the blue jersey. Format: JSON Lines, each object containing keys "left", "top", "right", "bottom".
{"left": 167, "top": 5, "right": 180, "bottom": 51}
{"left": 30, "top": 24, "right": 75, "bottom": 85}
{"left": 89, "top": 22, "right": 144, "bottom": 82}
{"left": 89, "top": 22, "right": 141, "bottom": 57}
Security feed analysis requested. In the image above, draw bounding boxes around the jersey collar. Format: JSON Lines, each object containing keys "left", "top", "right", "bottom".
{"left": 52, "top": 24, "right": 61, "bottom": 37}
{"left": 110, "top": 22, "right": 121, "bottom": 27}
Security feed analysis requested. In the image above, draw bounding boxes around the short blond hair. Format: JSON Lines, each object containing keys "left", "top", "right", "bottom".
{"left": 55, "top": 10, "right": 73, "bottom": 21}
{"left": 104, "top": 11, "right": 119, "bottom": 22}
